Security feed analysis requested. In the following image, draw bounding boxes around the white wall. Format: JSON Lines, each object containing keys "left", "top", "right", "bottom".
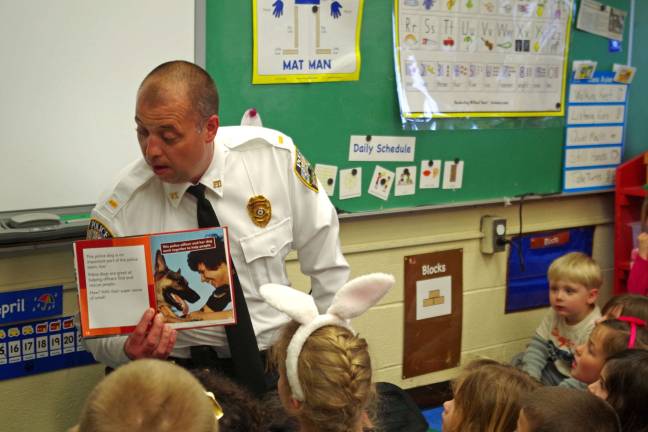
{"left": 0, "top": 0, "right": 195, "bottom": 213}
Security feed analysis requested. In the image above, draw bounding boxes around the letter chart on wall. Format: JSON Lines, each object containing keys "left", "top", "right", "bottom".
{"left": 253, "top": 0, "right": 363, "bottom": 84}
{"left": 395, "top": 0, "right": 573, "bottom": 118}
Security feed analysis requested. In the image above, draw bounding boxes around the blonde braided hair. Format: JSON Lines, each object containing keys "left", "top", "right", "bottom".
{"left": 274, "top": 321, "right": 376, "bottom": 432}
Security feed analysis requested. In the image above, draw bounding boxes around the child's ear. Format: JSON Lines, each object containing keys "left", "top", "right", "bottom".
{"left": 587, "top": 288, "right": 599, "bottom": 305}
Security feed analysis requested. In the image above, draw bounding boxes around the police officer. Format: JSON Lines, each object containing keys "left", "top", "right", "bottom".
{"left": 82, "top": 61, "right": 349, "bottom": 381}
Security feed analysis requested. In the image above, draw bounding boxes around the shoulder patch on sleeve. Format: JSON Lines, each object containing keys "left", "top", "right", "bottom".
{"left": 294, "top": 150, "right": 319, "bottom": 192}
{"left": 86, "top": 218, "right": 114, "bottom": 239}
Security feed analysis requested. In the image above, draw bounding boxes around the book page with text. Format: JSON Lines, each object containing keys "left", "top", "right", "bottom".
{"left": 81, "top": 244, "right": 151, "bottom": 333}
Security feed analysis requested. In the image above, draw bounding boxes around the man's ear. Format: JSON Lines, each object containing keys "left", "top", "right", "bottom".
{"left": 204, "top": 114, "right": 219, "bottom": 142}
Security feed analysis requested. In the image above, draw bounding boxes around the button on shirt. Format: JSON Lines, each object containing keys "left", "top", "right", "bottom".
{"left": 83, "top": 126, "right": 350, "bottom": 368}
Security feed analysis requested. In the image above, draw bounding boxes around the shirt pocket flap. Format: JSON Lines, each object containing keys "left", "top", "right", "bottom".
{"left": 239, "top": 217, "right": 292, "bottom": 263}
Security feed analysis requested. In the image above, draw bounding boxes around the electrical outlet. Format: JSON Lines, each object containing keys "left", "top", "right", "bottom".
{"left": 481, "top": 216, "right": 507, "bottom": 254}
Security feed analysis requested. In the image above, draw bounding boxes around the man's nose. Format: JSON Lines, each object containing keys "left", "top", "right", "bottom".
{"left": 143, "top": 135, "right": 163, "bottom": 159}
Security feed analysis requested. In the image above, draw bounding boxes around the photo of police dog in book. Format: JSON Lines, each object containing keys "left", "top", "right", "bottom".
{"left": 74, "top": 227, "right": 236, "bottom": 338}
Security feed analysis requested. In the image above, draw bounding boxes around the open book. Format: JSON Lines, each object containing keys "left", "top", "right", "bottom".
{"left": 74, "top": 227, "right": 236, "bottom": 337}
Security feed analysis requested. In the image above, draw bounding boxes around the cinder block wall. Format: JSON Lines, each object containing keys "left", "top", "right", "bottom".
{"left": 289, "top": 193, "right": 614, "bottom": 387}
{"left": 0, "top": 193, "right": 613, "bottom": 431}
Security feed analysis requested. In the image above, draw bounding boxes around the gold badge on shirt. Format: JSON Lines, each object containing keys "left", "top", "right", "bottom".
{"left": 247, "top": 195, "right": 271, "bottom": 227}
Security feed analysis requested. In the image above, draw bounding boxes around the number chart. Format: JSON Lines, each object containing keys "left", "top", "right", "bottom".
{"left": 0, "top": 315, "right": 95, "bottom": 380}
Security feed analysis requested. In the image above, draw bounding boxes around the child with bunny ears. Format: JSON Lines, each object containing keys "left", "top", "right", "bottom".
{"left": 260, "top": 273, "right": 395, "bottom": 432}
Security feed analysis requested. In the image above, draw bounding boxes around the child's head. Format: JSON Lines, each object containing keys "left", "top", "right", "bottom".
{"left": 261, "top": 273, "right": 394, "bottom": 432}
{"left": 517, "top": 387, "right": 620, "bottom": 432}
{"left": 442, "top": 360, "right": 541, "bottom": 432}
{"left": 589, "top": 349, "right": 648, "bottom": 432}
{"left": 75, "top": 359, "right": 219, "bottom": 432}
{"left": 547, "top": 252, "right": 601, "bottom": 324}
{"left": 599, "top": 294, "right": 648, "bottom": 323}
{"left": 572, "top": 318, "right": 648, "bottom": 384}
{"left": 273, "top": 321, "right": 374, "bottom": 432}
{"left": 191, "top": 368, "right": 265, "bottom": 432}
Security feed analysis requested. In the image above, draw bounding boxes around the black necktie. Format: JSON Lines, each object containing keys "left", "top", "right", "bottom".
{"left": 187, "top": 184, "right": 266, "bottom": 396}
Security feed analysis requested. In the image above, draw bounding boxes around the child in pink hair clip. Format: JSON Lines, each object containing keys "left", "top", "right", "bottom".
{"left": 570, "top": 316, "right": 648, "bottom": 385}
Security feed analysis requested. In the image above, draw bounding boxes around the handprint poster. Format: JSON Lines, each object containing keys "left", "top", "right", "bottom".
{"left": 253, "top": 0, "right": 364, "bottom": 84}
{"left": 395, "top": 0, "right": 573, "bottom": 117}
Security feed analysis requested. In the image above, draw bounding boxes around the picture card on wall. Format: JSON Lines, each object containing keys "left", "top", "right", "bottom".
{"left": 395, "top": 166, "right": 417, "bottom": 196}
{"left": 419, "top": 160, "right": 442, "bottom": 189}
{"left": 613, "top": 64, "right": 636, "bottom": 84}
{"left": 314, "top": 164, "right": 338, "bottom": 197}
{"left": 339, "top": 167, "right": 362, "bottom": 200}
{"left": 572, "top": 60, "right": 597, "bottom": 80}
{"left": 368, "top": 165, "right": 395, "bottom": 201}
{"left": 442, "top": 160, "right": 464, "bottom": 189}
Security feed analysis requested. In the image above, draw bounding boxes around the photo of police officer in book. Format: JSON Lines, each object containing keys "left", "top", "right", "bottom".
{"left": 152, "top": 229, "right": 235, "bottom": 325}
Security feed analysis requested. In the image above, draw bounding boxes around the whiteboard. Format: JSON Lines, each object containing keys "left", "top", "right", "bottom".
{"left": 0, "top": 0, "right": 195, "bottom": 212}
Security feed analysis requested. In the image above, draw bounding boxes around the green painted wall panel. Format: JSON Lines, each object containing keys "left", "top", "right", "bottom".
{"left": 206, "top": 0, "right": 630, "bottom": 213}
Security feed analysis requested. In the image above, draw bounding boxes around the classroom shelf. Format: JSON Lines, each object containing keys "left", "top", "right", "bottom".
{"left": 619, "top": 186, "right": 648, "bottom": 198}
{"left": 614, "top": 153, "right": 648, "bottom": 294}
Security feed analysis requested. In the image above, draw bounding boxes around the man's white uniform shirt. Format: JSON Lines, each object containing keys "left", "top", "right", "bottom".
{"left": 83, "top": 126, "right": 349, "bottom": 368}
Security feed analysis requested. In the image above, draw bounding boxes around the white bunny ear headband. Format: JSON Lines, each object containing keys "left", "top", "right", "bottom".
{"left": 260, "top": 273, "right": 395, "bottom": 401}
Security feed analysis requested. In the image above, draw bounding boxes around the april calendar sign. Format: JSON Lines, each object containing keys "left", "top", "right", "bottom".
{"left": 394, "top": 0, "right": 573, "bottom": 118}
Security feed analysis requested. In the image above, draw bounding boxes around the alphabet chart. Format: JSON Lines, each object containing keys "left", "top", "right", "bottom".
{"left": 563, "top": 72, "right": 628, "bottom": 192}
{"left": 394, "top": 0, "right": 573, "bottom": 117}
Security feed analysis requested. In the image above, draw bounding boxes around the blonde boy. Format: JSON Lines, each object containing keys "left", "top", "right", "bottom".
{"left": 520, "top": 252, "right": 601, "bottom": 387}
{"left": 70, "top": 359, "right": 219, "bottom": 432}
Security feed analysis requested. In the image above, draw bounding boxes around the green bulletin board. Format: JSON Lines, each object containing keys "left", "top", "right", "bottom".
{"left": 205, "top": 0, "right": 630, "bottom": 214}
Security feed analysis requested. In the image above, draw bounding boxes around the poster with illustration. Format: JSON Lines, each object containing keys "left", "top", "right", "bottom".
{"left": 395, "top": 0, "right": 573, "bottom": 117}
{"left": 339, "top": 167, "right": 362, "bottom": 199}
{"left": 368, "top": 165, "right": 395, "bottom": 200}
{"left": 419, "top": 159, "right": 442, "bottom": 188}
{"left": 395, "top": 166, "right": 417, "bottom": 195}
{"left": 253, "top": 0, "right": 364, "bottom": 83}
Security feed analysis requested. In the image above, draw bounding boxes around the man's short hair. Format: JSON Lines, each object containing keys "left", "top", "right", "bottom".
{"left": 187, "top": 238, "right": 227, "bottom": 271}
{"left": 76, "top": 359, "right": 218, "bottom": 432}
{"left": 140, "top": 60, "right": 219, "bottom": 123}
{"left": 547, "top": 252, "right": 602, "bottom": 289}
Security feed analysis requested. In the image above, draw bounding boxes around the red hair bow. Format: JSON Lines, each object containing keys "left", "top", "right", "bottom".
{"left": 617, "top": 316, "right": 647, "bottom": 348}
